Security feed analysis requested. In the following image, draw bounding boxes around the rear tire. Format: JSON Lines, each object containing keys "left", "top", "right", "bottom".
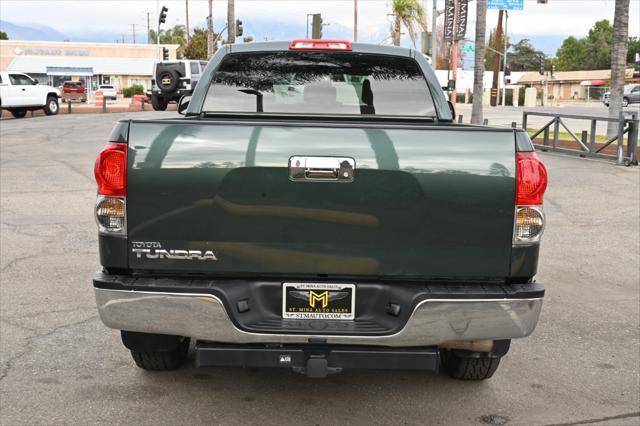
{"left": 9, "top": 108, "right": 27, "bottom": 118}
{"left": 121, "top": 331, "right": 189, "bottom": 371}
{"left": 151, "top": 95, "right": 168, "bottom": 111}
{"left": 441, "top": 350, "right": 502, "bottom": 380}
{"left": 44, "top": 96, "right": 59, "bottom": 116}
{"left": 130, "top": 339, "right": 189, "bottom": 371}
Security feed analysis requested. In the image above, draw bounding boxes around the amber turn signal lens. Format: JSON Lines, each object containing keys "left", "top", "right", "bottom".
{"left": 95, "top": 196, "right": 126, "bottom": 235}
{"left": 513, "top": 206, "right": 544, "bottom": 244}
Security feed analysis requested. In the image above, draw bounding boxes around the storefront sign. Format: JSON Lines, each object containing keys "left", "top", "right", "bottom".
{"left": 488, "top": 0, "right": 524, "bottom": 10}
{"left": 20, "top": 48, "right": 90, "bottom": 56}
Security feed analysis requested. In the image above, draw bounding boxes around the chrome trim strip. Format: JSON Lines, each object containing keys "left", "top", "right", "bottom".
{"left": 94, "top": 288, "right": 543, "bottom": 347}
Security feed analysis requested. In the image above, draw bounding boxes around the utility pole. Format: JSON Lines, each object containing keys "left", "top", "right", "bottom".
{"left": 450, "top": 39, "right": 459, "bottom": 105}
{"left": 490, "top": 10, "right": 503, "bottom": 107}
{"left": 185, "top": 0, "right": 190, "bottom": 41}
{"left": 207, "top": 0, "right": 214, "bottom": 58}
{"left": 227, "top": 0, "right": 235, "bottom": 44}
{"left": 147, "top": 12, "right": 151, "bottom": 44}
{"left": 431, "top": 0, "right": 438, "bottom": 69}
{"left": 131, "top": 24, "right": 136, "bottom": 44}
{"left": 449, "top": 0, "right": 459, "bottom": 106}
{"left": 354, "top": 0, "right": 358, "bottom": 42}
{"left": 156, "top": 1, "right": 160, "bottom": 60}
{"left": 501, "top": 10, "right": 508, "bottom": 106}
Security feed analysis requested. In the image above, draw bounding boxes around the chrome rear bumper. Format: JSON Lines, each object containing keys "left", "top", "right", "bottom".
{"left": 94, "top": 288, "right": 543, "bottom": 347}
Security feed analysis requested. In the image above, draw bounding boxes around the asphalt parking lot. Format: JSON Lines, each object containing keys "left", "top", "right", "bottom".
{"left": 1, "top": 111, "right": 638, "bottom": 425}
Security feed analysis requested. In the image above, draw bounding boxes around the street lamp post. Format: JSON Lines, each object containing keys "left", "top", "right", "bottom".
{"left": 431, "top": 0, "right": 438, "bottom": 68}
{"left": 502, "top": 10, "right": 508, "bottom": 107}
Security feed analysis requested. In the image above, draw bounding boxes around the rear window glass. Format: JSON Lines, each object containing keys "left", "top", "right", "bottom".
{"left": 190, "top": 62, "right": 200, "bottom": 75}
{"left": 202, "top": 51, "right": 436, "bottom": 117}
{"left": 100, "top": 85, "right": 114, "bottom": 89}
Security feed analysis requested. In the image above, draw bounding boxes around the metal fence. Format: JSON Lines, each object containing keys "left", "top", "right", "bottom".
{"left": 522, "top": 111, "right": 639, "bottom": 166}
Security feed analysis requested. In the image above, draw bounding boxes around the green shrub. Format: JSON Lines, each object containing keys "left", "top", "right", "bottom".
{"left": 505, "top": 90, "right": 514, "bottom": 106}
{"left": 123, "top": 84, "right": 145, "bottom": 98}
{"left": 518, "top": 87, "right": 526, "bottom": 105}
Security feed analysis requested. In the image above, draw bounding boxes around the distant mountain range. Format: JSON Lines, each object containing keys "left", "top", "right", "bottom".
{"left": 1, "top": 19, "right": 563, "bottom": 57}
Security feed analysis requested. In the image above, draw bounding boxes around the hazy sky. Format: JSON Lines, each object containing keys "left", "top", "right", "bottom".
{"left": 1, "top": 0, "right": 639, "bottom": 41}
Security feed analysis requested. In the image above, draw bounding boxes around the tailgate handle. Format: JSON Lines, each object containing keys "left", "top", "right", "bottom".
{"left": 289, "top": 156, "right": 355, "bottom": 182}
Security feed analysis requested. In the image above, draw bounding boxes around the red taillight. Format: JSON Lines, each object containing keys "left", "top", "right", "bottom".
{"left": 94, "top": 143, "right": 126, "bottom": 196}
{"left": 289, "top": 39, "right": 352, "bottom": 51}
{"left": 516, "top": 151, "right": 547, "bottom": 205}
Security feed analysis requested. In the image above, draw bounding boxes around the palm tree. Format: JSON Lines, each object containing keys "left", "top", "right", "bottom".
{"left": 391, "top": 0, "right": 427, "bottom": 48}
{"left": 227, "top": 0, "right": 235, "bottom": 44}
{"left": 471, "top": 0, "right": 487, "bottom": 124}
{"left": 606, "top": 0, "right": 630, "bottom": 139}
{"left": 151, "top": 25, "right": 188, "bottom": 58}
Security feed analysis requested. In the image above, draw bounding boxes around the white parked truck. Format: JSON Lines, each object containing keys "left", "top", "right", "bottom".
{"left": 0, "top": 72, "right": 60, "bottom": 118}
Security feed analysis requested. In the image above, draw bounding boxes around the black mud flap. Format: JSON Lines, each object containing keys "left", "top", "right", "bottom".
{"left": 194, "top": 342, "right": 440, "bottom": 378}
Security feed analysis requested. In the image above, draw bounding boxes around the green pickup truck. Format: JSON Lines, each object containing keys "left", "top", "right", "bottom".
{"left": 92, "top": 40, "right": 547, "bottom": 380}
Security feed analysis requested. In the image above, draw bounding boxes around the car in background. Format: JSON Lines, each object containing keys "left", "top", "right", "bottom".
{"left": 148, "top": 60, "right": 207, "bottom": 110}
{"left": 602, "top": 84, "right": 640, "bottom": 107}
{"left": 61, "top": 81, "right": 87, "bottom": 103}
{"left": 0, "top": 72, "right": 60, "bottom": 118}
{"left": 98, "top": 84, "right": 117, "bottom": 100}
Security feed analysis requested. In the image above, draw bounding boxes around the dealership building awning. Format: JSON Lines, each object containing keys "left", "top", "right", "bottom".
{"left": 7, "top": 56, "right": 155, "bottom": 76}
{"left": 46, "top": 66, "right": 93, "bottom": 76}
{"left": 580, "top": 80, "right": 607, "bottom": 86}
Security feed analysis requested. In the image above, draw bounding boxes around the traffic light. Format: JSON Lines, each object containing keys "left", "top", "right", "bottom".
{"left": 162, "top": 47, "right": 169, "bottom": 60}
{"left": 539, "top": 56, "right": 545, "bottom": 75}
{"left": 159, "top": 6, "right": 168, "bottom": 25}
{"left": 235, "top": 19, "right": 243, "bottom": 37}
{"left": 311, "top": 14, "right": 323, "bottom": 39}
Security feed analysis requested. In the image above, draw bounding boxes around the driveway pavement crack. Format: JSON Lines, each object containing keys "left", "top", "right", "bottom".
{"left": 0, "top": 315, "right": 98, "bottom": 382}
{"left": 545, "top": 412, "right": 640, "bottom": 426}
{"left": 0, "top": 254, "right": 40, "bottom": 272}
{"left": 53, "top": 159, "right": 93, "bottom": 183}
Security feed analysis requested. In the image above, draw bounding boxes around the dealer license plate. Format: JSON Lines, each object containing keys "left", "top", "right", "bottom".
{"left": 282, "top": 283, "right": 355, "bottom": 320}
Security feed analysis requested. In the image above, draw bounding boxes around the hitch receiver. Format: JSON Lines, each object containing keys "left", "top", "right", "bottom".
{"left": 195, "top": 342, "right": 440, "bottom": 378}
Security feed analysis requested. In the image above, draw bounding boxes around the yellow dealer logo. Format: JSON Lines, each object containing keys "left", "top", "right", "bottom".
{"left": 309, "top": 291, "right": 328, "bottom": 308}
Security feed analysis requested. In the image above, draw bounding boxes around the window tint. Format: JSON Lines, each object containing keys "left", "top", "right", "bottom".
{"left": 9, "top": 74, "right": 35, "bottom": 85}
{"left": 190, "top": 62, "right": 200, "bottom": 75}
{"left": 100, "top": 85, "right": 114, "bottom": 89}
{"left": 203, "top": 51, "right": 436, "bottom": 117}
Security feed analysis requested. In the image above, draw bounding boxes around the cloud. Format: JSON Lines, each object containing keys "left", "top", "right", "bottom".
{"left": 1, "top": 0, "right": 638, "bottom": 46}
